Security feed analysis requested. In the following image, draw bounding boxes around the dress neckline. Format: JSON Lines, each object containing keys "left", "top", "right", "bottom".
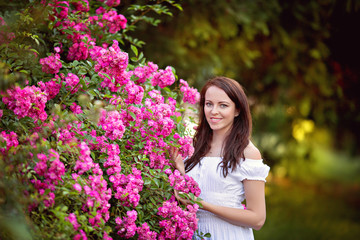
{"left": 202, "top": 156, "right": 263, "bottom": 162}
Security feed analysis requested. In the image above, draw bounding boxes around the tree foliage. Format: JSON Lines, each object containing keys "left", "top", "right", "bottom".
{"left": 136, "top": 0, "right": 360, "bottom": 170}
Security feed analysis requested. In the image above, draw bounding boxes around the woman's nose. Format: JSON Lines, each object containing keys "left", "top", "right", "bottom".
{"left": 210, "top": 106, "right": 219, "bottom": 114}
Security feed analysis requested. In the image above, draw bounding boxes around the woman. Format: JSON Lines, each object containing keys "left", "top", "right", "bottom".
{"left": 172, "top": 76, "right": 270, "bottom": 240}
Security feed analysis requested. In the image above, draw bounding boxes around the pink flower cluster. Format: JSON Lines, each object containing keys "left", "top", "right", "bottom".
{"left": 0, "top": 131, "right": 18, "bottom": 154}
{"left": 173, "top": 134, "right": 195, "bottom": 158}
{"left": 45, "top": 0, "right": 128, "bottom": 78}
{"left": 72, "top": 143, "right": 112, "bottom": 228}
{"left": 158, "top": 199, "right": 199, "bottom": 239}
{"left": 49, "top": 1, "right": 69, "bottom": 21}
{"left": 2, "top": 85, "right": 48, "bottom": 121}
{"left": 86, "top": 171, "right": 112, "bottom": 226}
{"left": 87, "top": 129, "right": 107, "bottom": 151}
{"left": 108, "top": 88, "right": 186, "bottom": 170}
{"left": 33, "top": 149, "right": 65, "bottom": 207}
{"left": 92, "top": 40, "right": 129, "bottom": 92}
{"left": 110, "top": 167, "right": 143, "bottom": 207}
{"left": 98, "top": 109, "right": 126, "bottom": 141}
{"left": 72, "top": 0, "right": 89, "bottom": 12}
{"left": 123, "top": 91, "right": 181, "bottom": 169}
{"left": 102, "top": 10, "right": 127, "bottom": 33}
{"left": 64, "top": 73, "right": 81, "bottom": 93}
{"left": 144, "top": 138, "right": 170, "bottom": 169}
{"left": 37, "top": 78, "right": 62, "bottom": 100}
{"left": 146, "top": 90, "right": 177, "bottom": 137}
{"left": 74, "top": 142, "right": 94, "bottom": 175}
{"left": 115, "top": 211, "right": 157, "bottom": 239}
{"left": 167, "top": 170, "right": 201, "bottom": 197}
{"left": 123, "top": 80, "right": 144, "bottom": 104}
{"left": 180, "top": 79, "right": 200, "bottom": 104}
{"left": 151, "top": 66, "right": 176, "bottom": 88}
{"left": 67, "top": 34, "right": 95, "bottom": 61}
{"left": 34, "top": 150, "right": 65, "bottom": 185}
{"left": 66, "top": 213, "right": 80, "bottom": 230}
{"left": 100, "top": 0, "right": 121, "bottom": 7}
{"left": 39, "top": 48, "right": 62, "bottom": 74}
{"left": 137, "top": 222, "right": 157, "bottom": 240}
{"left": 116, "top": 210, "right": 138, "bottom": 238}
{"left": 103, "top": 143, "right": 121, "bottom": 175}
{"left": 74, "top": 230, "right": 87, "bottom": 240}
{"left": 57, "top": 123, "right": 78, "bottom": 144}
{"left": 124, "top": 105, "right": 143, "bottom": 127}
{"left": 130, "top": 62, "right": 158, "bottom": 84}
{"left": 48, "top": 0, "right": 126, "bottom": 64}
{"left": 70, "top": 103, "right": 83, "bottom": 114}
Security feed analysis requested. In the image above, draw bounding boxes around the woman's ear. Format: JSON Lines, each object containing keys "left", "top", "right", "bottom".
{"left": 235, "top": 109, "right": 240, "bottom": 117}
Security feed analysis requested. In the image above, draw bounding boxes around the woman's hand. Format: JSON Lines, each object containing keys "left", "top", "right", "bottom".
{"left": 174, "top": 190, "right": 203, "bottom": 207}
{"left": 169, "top": 146, "right": 185, "bottom": 175}
{"left": 174, "top": 190, "right": 191, "bottom": 205}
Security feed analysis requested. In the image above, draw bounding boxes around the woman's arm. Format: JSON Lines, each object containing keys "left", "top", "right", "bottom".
{"left": 200, "top": 179, "right": 266, "bottom": 230}
{"left": 201, "top": 142, "right": 267, "bottom": 230}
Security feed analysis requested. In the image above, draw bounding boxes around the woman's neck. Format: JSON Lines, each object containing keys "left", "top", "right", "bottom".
{"left": 212, "top": 130, "right": 229, "bottom": 144}
{"left": 206, "top": 131, "right": 228, "bottom": 157}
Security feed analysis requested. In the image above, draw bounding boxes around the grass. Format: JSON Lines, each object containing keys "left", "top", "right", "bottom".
{"left": 254, "top": 177, "right": 360, "bottom": 240}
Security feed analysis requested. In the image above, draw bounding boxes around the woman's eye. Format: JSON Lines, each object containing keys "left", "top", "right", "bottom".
{"left": 205, "top": 102, "right": 212, "bottom": 107}
{"left": 220, "top": 104, "right": 228, "bottom": 108}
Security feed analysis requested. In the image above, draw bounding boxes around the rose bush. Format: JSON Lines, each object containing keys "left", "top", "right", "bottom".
{"left": 0, "top": 1, "right": 206, "bottom": 239}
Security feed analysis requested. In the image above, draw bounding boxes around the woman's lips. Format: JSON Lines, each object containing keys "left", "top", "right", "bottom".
{"left": 209, "top": 117, "right": 222, "bottom": 124}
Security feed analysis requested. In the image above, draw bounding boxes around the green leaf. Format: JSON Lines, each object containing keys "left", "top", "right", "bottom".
{"left": 0, "top": 140, "right": 6, "bottom": 148}
{"left": 176, "top": 115, "right": 182, "bottom": 122}
{"left": 29, "top": 48, "right": 39, "bottom": 54}
{"left": 173, "top": 3, "right": 183, "bottom": 11}
{"left": 78, "top": 68, "right": 87, "bottom": 75}
{"left": 131, "top": 45, "right": 138, "bottom": 57}
{"left": 129, "top": 112, "right": 137, "bottom": 120}
{"left": 144, "top": 178, "right": 151, "bottom": 185}
{"left": 178, "top": 192, "right": 188, "bottom": 199}
{"left": 80, "top": 77, "right": 87, "bottom": 88}
{"left": 72, "top": 60, "right": 79, "bottom": 67}
{"left": 149, "top": 197, "right": 157, "bottom": 206}
{"left": 163, "top": 87, "right": 171, "bottom": 93}
{"left": 153, "top": 178, "right": 160, "bottom": 188}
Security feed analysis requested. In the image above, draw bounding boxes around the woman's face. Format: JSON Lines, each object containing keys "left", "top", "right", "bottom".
{"left": 204, "top": 86, "right": 239, "bottom": 136}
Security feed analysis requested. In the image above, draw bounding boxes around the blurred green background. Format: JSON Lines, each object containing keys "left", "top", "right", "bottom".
{"left": 1, "top": 0, "right": 359, "bottom": 238}
{"left": 127, "top": 0, "right": 360, "bottom": 239}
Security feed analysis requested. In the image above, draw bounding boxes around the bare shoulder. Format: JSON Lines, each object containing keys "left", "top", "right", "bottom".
{"left": 244, "top": 141, "right": 262, "bottom": 160}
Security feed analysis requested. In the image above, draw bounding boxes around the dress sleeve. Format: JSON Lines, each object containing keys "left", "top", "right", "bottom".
{"left": 238, "top": 159, "right": 270, "bottom": 182}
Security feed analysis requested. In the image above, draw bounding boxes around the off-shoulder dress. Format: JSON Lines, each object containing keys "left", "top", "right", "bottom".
{"left": 187, "top": 157, "right": 270, "bottom": 240}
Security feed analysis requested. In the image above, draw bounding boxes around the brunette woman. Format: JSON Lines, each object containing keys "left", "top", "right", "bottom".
{"left": 172, "top": 76, "right": 270, "bottom": 240}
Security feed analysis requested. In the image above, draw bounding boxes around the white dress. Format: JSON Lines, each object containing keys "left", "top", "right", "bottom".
{"left": 187, "top": 157, "right": 270, "bottom": 240}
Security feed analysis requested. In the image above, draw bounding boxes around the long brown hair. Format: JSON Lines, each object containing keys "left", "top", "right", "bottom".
{"left": 185, "top": 76, "right": 252, "bottom": 177}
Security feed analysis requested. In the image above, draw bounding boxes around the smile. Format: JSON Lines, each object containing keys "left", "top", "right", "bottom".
{"left": 209, "top": 117, "right": 222, "bottom": 123}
